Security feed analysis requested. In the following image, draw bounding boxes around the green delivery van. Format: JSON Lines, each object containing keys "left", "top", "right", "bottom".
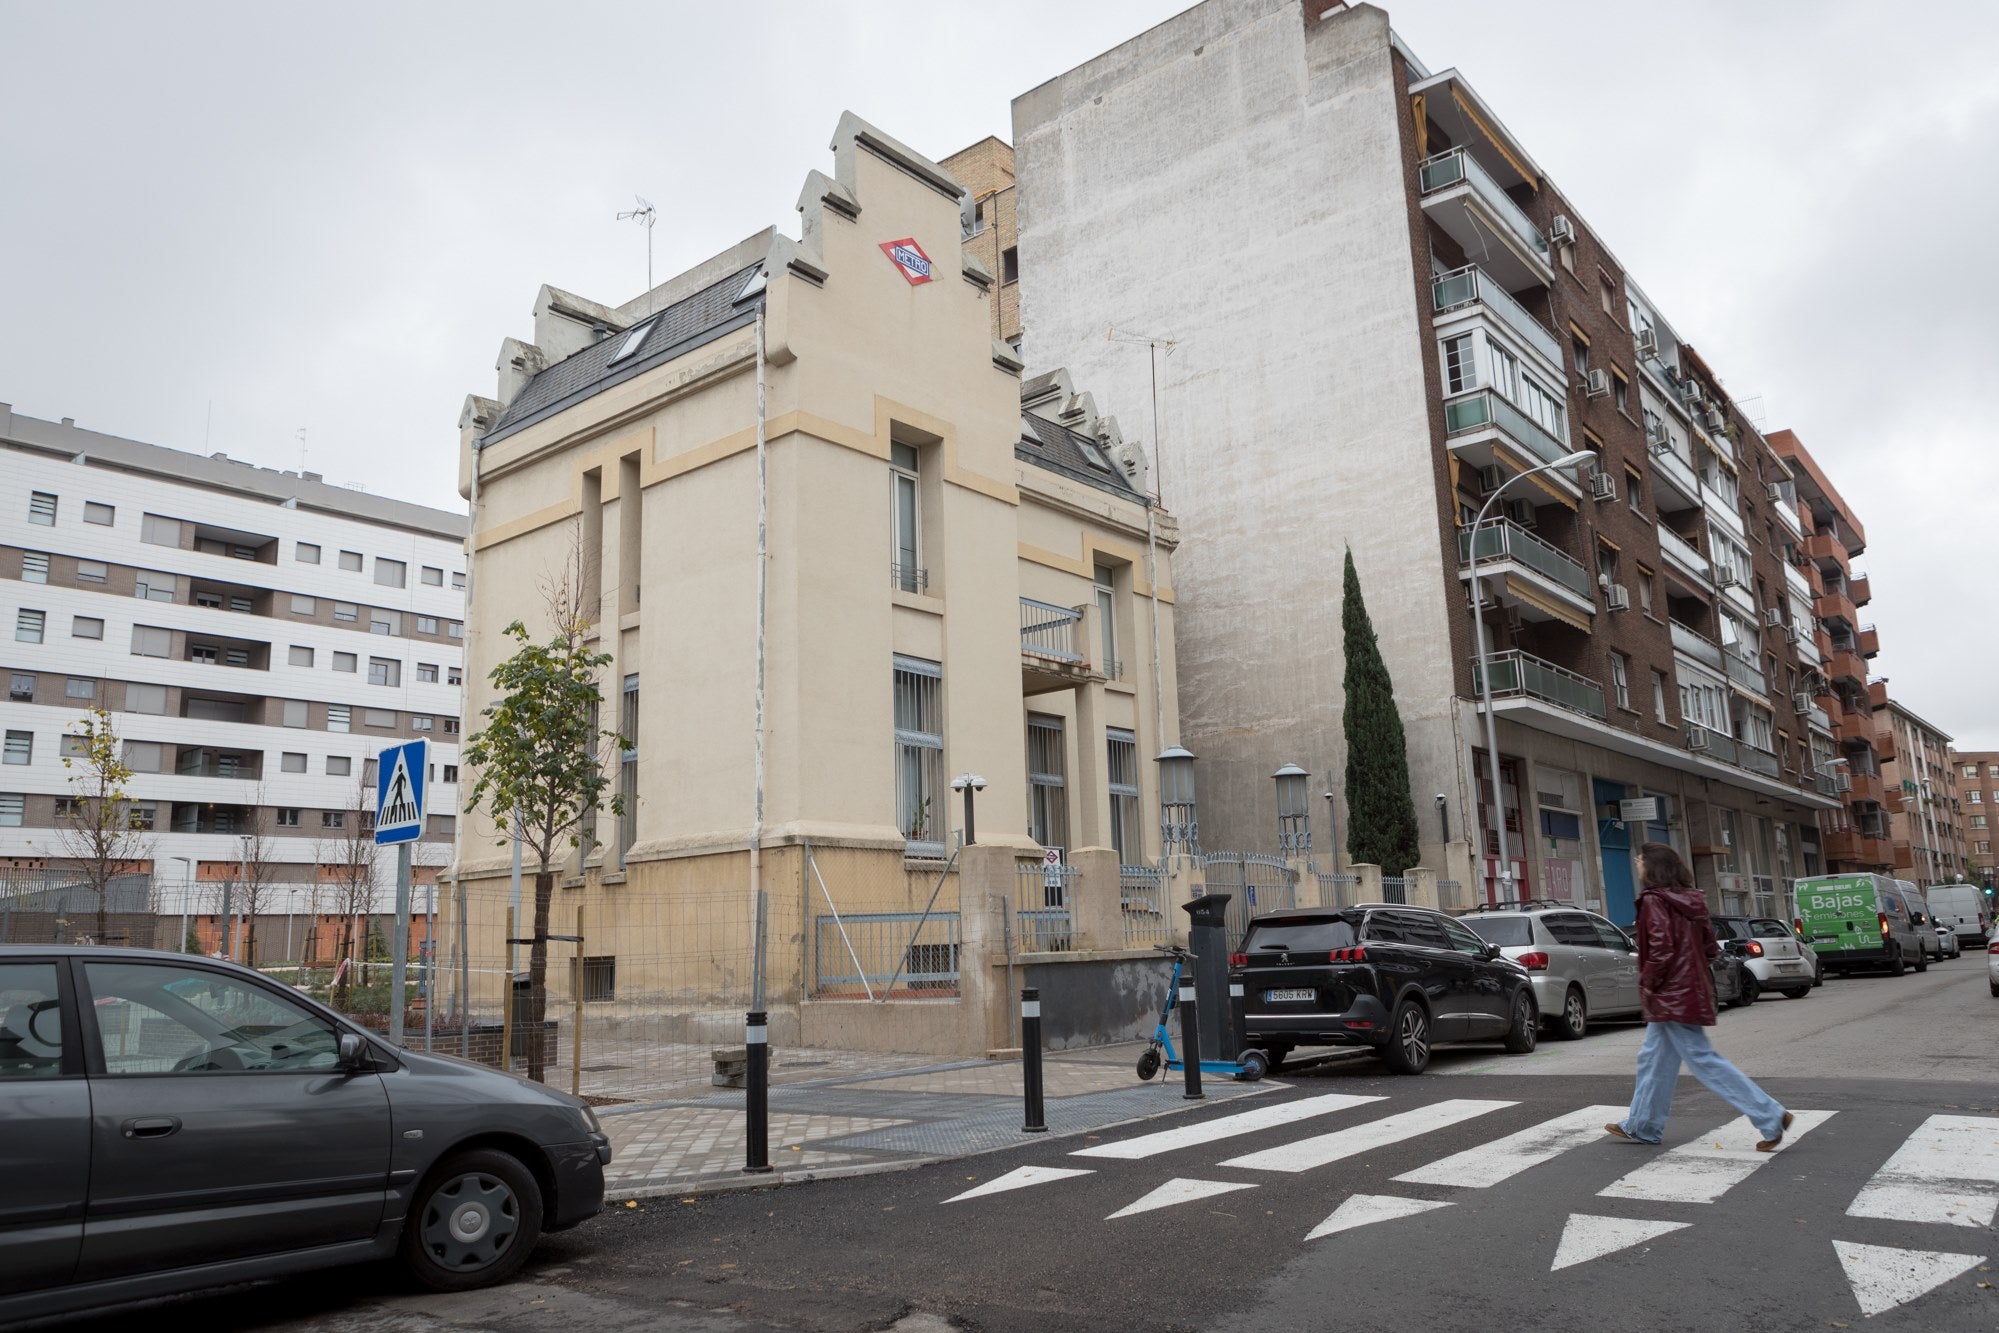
{"left": 1792, "top": 873, "right": 1930, "bottom": 977}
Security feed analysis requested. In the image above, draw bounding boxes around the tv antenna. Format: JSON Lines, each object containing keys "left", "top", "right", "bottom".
{"left": 618, "top": 195, "right": 658, "bottom": 290}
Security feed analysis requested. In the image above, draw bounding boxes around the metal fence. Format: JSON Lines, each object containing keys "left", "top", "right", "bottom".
{"left": 1202, "top": 852, "right": 1297, "bottom": 945}
{"left": 1119, "top": 863, "right": 1171, "bottom": 948}
{"left": 1436, "top": 879, "right": 1468, "bottom": 911}
{"left": 1316, "top": 872, "right": 1360, "bottom": 909}
{"left": 1380, "top": 875, "right": 1409, "bottom": 905}
{"left": 0, "top": 871, "right": 160, "bottom": 947}
{"left": 805, "top": 842, "right": 961, "bottom": 1000}
{"left": 1013, "top": 859, "right": 1075, "bottom": 952}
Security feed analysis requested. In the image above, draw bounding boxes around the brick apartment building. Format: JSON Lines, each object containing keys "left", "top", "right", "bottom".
{"left": 942, "top": 137, "right": 1021, "bottom": 349}
{"left": 1878, "top": 700, "right": 1966, "bottom": 884}
{"left": 1949, "top": 751, "right": 1999, "bottom": 886}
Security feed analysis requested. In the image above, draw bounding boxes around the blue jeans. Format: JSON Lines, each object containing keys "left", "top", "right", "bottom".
{"left": 1620, "top": 1022, "right": 1786, "bottom": 1143}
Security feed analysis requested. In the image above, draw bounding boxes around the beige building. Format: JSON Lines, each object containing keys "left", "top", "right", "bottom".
{"left": 454, "top": 114, "right": 1181, "bottom": 1055}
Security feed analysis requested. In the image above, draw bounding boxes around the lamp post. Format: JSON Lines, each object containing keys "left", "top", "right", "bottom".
{"left": 1323, "top": 775, "right": 1340, "bottom": 874}
{"left": 949, "top": 773, "right": 988, "bottom": 847}
{"left": 170, "top": 855, "right": 193, "bottom": 954}
{"left": 1157, "top": 746, "right": 1198, "bottom": 857}
{"left": 285, "top": 887, "right": 302, "bottom": 964}
{"left": 1468, "top": 449, "right": 1596, "bottom": 902}
{"left": 237, "top": 832, "right": 254, "bottom": 964}
{"left": 1273, "top": 764, "right": 1310, "bottom": 856}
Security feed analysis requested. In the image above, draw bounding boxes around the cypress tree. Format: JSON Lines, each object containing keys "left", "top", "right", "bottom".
{"left": 1342, "top": 548, "right": 1421, "bottom": 875}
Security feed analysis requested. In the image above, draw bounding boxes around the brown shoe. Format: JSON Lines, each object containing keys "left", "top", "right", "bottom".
{"left": 1604, "top": 1123, "right": 1633, "bottom": 1142}
{"left": 1755, "top": 1111, "right": 1795, "bottom": 1153}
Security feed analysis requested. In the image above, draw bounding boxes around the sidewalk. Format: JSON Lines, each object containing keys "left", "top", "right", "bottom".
{"left": 598, "top": 1040, "right": 1272, "bottom": 1199}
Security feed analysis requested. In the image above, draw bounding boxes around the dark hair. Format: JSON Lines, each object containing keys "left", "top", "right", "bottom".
{"left": 1638, "top": 842, "right": 1691, "bottom": 890}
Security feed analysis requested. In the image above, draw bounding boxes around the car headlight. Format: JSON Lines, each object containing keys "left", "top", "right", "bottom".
{"left": 576, "top": 1104, "right": 602, "bottom": 1135}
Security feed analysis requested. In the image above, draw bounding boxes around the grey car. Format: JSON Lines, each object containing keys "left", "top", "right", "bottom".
{"left": 0, "top": 946, "right": 610, "bottom": 1322}
{"left": 1459, "top": 904, "right": 1645, "bottom": 1040}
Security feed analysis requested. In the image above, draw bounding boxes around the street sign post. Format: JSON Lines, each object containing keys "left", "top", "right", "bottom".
{"left": 375, "top": 739, "right": 428, "bottom": 1045}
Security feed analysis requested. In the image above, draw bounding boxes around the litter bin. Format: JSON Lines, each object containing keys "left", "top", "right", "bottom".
{"left": 510, "top": 971, "right": 532, "bottom": 1062}
{"left": 1181, "top": 893, "right": 1234, "bottom": 1061}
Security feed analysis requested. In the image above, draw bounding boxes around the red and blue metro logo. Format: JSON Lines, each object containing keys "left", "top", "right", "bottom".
{"left": 880, "top": 237, "right": 934, "bottom": 285}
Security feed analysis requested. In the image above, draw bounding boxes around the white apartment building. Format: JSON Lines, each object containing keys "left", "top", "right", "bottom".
{"left": 1, "top": 405, "right": 465, "bottom": 930}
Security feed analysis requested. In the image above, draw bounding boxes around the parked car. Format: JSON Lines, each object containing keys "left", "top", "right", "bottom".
{"left": 0, "top": 946, "right": 611, "bottom": 1323}
{"left": 1711, "top": 916, "right": 1816, "bottom": 1001}
{"left": 1926, "top": 882, "right": 1993, "bottom": 950}
{"left": 1989, "top": 934, "right": 1999, "bottom": 998}
{"left": 1457, "top": 902, "right": 1643, "bottom": 1041}
{"left": 1935, "top": 926, "right": 1961, "bottom": 960}
{"left": 1792, "top": 873, "right": 1929, "bottom": 977}
{"left": 1233, "top": 904, "right": 1538, "bottom": 1074}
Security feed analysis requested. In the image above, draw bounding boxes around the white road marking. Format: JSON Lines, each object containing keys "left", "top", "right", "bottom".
{"left": 943, "top": 1165, "right": 1091, "bottom": 1203}
{"left": 1220, "top": 1099, "right": 1517, "bottom": 1174}
{"left": 1304, "top": 1193, "right": 1452, "bottom": 1241}
{"left": 1845, "top": 1114, "right": 1999, "bottom": 1229}
{"left": 1549, "top": 1214, "right": 1690, "bottom": 1271}
{"left": 1834, "top": 1241, "right": 1988, "bottom": 1318}
{"left": 1393, "top": 1105, "right": 1627, "bottom": 1188}
{"left": 1105, "top": 1177, "right": 1258, "bottom": 1219}
{"left": 1071, "top": 1093, "right": 1386, "bottom": 1160}
{"left": 1596, "top": 1111, "right": 1835, "bottom": 1204}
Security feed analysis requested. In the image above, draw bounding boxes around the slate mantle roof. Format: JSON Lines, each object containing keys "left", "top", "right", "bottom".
{"left": 1018, "top": 411, "right": 1146, "bottom": 504}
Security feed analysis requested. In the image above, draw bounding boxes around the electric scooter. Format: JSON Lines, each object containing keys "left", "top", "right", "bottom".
{"left": 1135, "top": 944, "right": 1269, "bottom": 1083}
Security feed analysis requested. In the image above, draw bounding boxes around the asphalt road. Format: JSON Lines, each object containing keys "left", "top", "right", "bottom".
{"left": 37, "top": 958, "right": 1999, "bottom": 1333}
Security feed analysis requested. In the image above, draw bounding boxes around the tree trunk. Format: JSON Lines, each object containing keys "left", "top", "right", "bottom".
{"left": 528, "top": 866, "right": 554, "bottom": 1082}
{"left": 334, "top": 915, "right": 354, "bottom": 1007}
{"left": 94, "top": 879, "right": 109, "bottom": 945}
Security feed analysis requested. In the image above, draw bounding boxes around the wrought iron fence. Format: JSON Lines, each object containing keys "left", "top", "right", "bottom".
{"left": 1014, "top": 860, "right": 1075, "bottom": 952}
{"left": 1316, "top": 872, "right": 1360, "bottom": 909}
{"left": 1380, "top": 875, "right": 1409, "bottom": 905}
{"left": 1119, "top": 863, "right": 1170, "bottom": 948}
{"left": 1019, "top": 597, "right": 1083, "bottom": 664}
{"left": 1201, "top": 852, "right": 1297, "bottom": 944}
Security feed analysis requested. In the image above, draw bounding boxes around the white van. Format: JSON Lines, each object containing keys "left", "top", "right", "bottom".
{"left": 1926, "top": 883, "right": 1992, "bottom": 948}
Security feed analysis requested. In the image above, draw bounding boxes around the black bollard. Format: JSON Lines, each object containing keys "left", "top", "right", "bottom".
{"left": 1021, "top": 988, "right": 1047, "bottom": 1132}
{"left": 1178, "top": 971, "right": 1204, "bottom": 1100}
{"left": 1229, "top": 976, "right": 1247, "bottom": 1060}
{"left": 743, "top": 1010, "right": 772, "bottom": 1174}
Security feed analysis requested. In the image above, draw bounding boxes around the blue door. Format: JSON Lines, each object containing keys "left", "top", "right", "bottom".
{"left": 1595, "top": 778, "right": 1636, "bottom": 927}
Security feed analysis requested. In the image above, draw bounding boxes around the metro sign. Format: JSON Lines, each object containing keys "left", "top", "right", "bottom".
{"left": 880, "top": 237, "right": 934, "bottom": 285}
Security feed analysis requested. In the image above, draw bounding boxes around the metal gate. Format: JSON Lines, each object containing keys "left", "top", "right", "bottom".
{"left": 1200, "top": 853, "right": 1298, "bottom": 944}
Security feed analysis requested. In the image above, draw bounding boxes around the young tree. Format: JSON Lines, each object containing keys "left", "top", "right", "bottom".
{"left": 316, "top": 774, "right": 381, "bottom": 1007}
{"left": 464, "top": 615, "right": 623, "bottom": 1083}
{"left": 228, "top": 787, "right": 282, "bottom": 967}
{"left": 1341, "top": 550, "right": 1421, "bottom": 876}
{"left": 57, "top": 708, "right": 154, "bottom": 943}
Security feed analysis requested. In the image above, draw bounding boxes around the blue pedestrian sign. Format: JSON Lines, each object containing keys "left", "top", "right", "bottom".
{"left": 374, "top": 738, "right": 428, "bottom": 845}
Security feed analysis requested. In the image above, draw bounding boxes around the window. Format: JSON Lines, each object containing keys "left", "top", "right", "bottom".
{"left": 57, "top": 734, "right": 86, "bottom": 760}
{"left": 618, "top": 674, "right": 639, "bottom": 863}
{"left": 338, "top": 551, "right": 362, "bottom": 572}
{"left": 1002, "top": 246, "right": 1019, "bottom": 283}
{"left": 572, "top": 956, "right": 617, "bottom": 1003}
{"left": 447, "top": 667, "right": 463, "bottom": 686}
{"left": 609, "top": 320, "right": 654, "bottom": 364}
{"left": 363, "top": 709, "right": 395, "bottom": 729}
{"left": 1600, "top": 275, "right": 1616, "bottom": 317}
{"left": 0, "top": 794, "right": 23, "bottom": 829}
{"left": 126, "top": 683, "right": 167, "bottom": 714}
{"left": 1094, "top": 564, "right": 1119, "bottom": 677}
{"left": 1108, "top": 729, "right": 1141, "bottom": 863}
{"left": 281, "top": 751, "right": 307, "bottom": 774}
{"left": 1637, "top": 566, "right": 1655, "bottom": 616}
{"left": 1972, "top": 815, "right": 1988, "bottom": 830}
{"left": 7, "top": 672, "right": 31, "bottom": 702}
{"left": 443, "top": 717, "right": 459, "bottom": 735}
{"left": 132, "top": 571, "right": 175, "bottom": 602}
{"left": 327, "top": 705, "right": 350, "bottom": 733}
{"left": 289, "top": 594, "right": 315, "bottom": 615}
{"left": 411, "top": 715, "right": 433, "bottom": 731}
{"left": 451, "top": 571, "right": 465, "bottom": 590}
{"left": 73, "top": 616, "right": 104, "bottom": 641}
{"left": 1626, "top": 469, "right": 1644, "bottom": 514}
{"left": 442, "top": 764, "right": 459, "bottom": 783}
{"left": 1610, "top": 653, "right": 1631, "bottom": 710}
{"left": 190, "top": 644, "right": 217, "bottom": 665}
{"left": 1442, "top": 334, "right": 1477, "bottom": 394}
{"left": 130, "top": 625, "right": 170, "bottom": 657}
{"left": 0, "top": 962, "right": 63, "bottom": 1078}
{"left": 83, "top": 962, "right": 343, "bottom": 1075}
{"left": 416, "top": 662, "right": 438, "bottom": 683}
{"left": 370, "top": 609, "right": 400, "bottom": 636}
{"left": 445, "top": 621, "right": 462, "bottom": 639}
{"left": 65, "top": 677, "right": 94, "bottom": 700}
{"left": 279, "top": 645, "right": 311, "bottom": 669}
{"left": 296, "top": 542, "right": 320, "bottom": 565}
{"left": 1611, "top": 366, "right": 1630, "bottom": 414}
{"left": 368, "top": 658, "right": 400, "bottom": 688}
{"left": 27, "top": 492, "right": 56, "bottom": 526}
{"left": 1489, "top": 340, "right": 1519, "bottom": 402}
{"left": 1971, "top": 790, "right": 1983, "bottom": 805}
{"left": 140, "top": 513, "right": 179, "bottom": 546}
{"left": 421, "top": 565, "right": 443, "bottom": 586}
{"left": 1652, "top": 670, "right": 1670, "bottom": 724}
{"left": 1570, "top": 330, "right": 1589, "bottom": 375}
{"left": 893, "top": 657, "right": 944, "bottom": 854}
{"left": 415, "top": 615, "right": 438, "bottom": 635}
{"left": 374, "top": 558, "right": 406, "bottom": 588}
{"left": 1026, "top": 714, "right": 1067, "bottom": 851}
{"left": 327, "top": 755, "right": 351, "bottom": 776}
{"left": 21, "top": 552, "right": 49, "bottom": 584}
{"left": 332, "top": 651, "right": 356, "bottom": 673}
{"left": 15, "top": 610, "right": 45, "bottom": 644}
{"left": 274, "top": 808, "right": 300, "bottom": 828}
{"left": 3, "top": 732, "right": 30, "bottom": 765}
{"left": 333, "top": 602, "right": 357, "bottom": 623}
{"left": 362, "top": 757, "right": 379, "bottom": 785}
{"left": 83, "top": 501, "right": 114, "bottom": 526}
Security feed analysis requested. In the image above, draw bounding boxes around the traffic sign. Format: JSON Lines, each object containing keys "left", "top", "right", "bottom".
{"left": 374, "top": 738, "right": 428, "bottom": 845}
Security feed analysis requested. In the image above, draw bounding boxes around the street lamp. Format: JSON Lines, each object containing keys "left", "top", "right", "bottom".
{"left": 286, "top": 887, "right": 302, "bottom": 965}
{"left": 1273, "top": 764, "right": 1310, "bottom": 856}
{"left": 1323, "top": 775, "right": 1340, "bottom": 874}
{"left": 949, "top": 773, "right": 988, "bottom": 847}
{"left": 170, "top": 855, "right": 193, "bottom": 954}
{"left": 1157, "top": 746, "right": 1198, "bottom": 857}
{"left": 1469, "top": 449, "right": 1596, "bottom": 903}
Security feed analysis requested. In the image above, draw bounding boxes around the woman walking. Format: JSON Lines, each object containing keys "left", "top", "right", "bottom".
{"left": 1606, "top": 842, "right": 1793, "bottom": 1150}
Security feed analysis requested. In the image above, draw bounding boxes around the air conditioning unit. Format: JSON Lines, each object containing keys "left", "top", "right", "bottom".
{"left": 1792, "top": 691, "right": 1815, "bottom": 712}
{"left": 1765, "top": 482, "right": 1786, "bottom": 504}
{"left": 1763, "top": 607, "right": 1785, "bottom": 627}
{"left": 1704, "top": 407, "right": 1727, "bottom": 431}
{"left": 1686, "top": 728, "right": 1712, "bottom": 753}
{"left": 1503, "top": 498, "right": 1538, "bottom": 528}
{"left": 1585, "top": 369, "right": 1610, "bottom": 399}
{"left": 1649, "top": 440, "right": 1675, "bottom": 460}
{"left": 1715, "top": 568, "right": 1741, "bottom": 589}
{"left": 1589, "top": 471, "right": 1617, "bottom": 502}
{"left": 1475, "top": 463, "right": 1506, "bottom": 493}
{"left": 1784, "top": 625, "right": 1803, "bottom": 644}
{"left": 1550, "top": 214, "right": 1575, "bottom": 245}
{"left": 1836, "top": 774, "right": 1853, "bottom": 793}
{"left": 1645, "top": 418, "right": 1668, "bottom": 448}
{"left": 1606, "top": 584, "right": 1631, "bottom": 611}
{"left": 1634, "top": 328, "right": 1658, "bottom": 358}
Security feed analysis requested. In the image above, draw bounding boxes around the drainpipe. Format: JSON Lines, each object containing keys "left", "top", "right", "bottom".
{"left": 750, "top": 298, "right": 768, "bottom": 1010}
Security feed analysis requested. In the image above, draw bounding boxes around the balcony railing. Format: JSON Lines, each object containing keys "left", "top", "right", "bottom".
{"left": 1813, "top": 769, "right": 1840, "bottom": 797}
{"left": 1656, "top": 524, "right": 1709, "bottom": 580}
{"left": 1670, "top": 621, "right": 1723, "bottom": 670}
{"left": 1020, "top": 598, "right": 1083, "bottom": 665}
{"left": 1473, "top": 649, "right": 1606, "bottom": 721}
{"left": 1419, "top": 148, "right": 1549, "bottom": 262}
{"left": 891, "top": 562, "right": 929, "bottom": 594}
{"left": 1738, "top": 744, "right": 1780, "bottom": 778}
{"left": 1444, "top": 390, "right": 1570, "bottom": 467}
{"left": 1724, "top": 650, "right": 1767, "bottom": 696}
{"left": 1459, "top": 520, "right": 1591, "bottom": 598}
{"left": 1431, "top": 265, "right": 1563, "bottom": 368}
{"left": 1685, "top": 724, "right": 1738, "bottom": 764}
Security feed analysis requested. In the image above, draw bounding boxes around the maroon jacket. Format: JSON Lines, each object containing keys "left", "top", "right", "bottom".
{"left": 1634, "top": 883, "right": 1718, "bottom": 1026}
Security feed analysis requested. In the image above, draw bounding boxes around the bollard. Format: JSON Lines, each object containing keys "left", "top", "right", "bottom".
{"left": 1229, "top": 976, "right": 1247, "bottom": 1061}
{"left": 743, "top": 1009, "right": 772, "bottom": 1174}
{"left": 1179, "top": 974, "right": 1204, "bottom": 1100}
{"left": 1021, "top": 988, "right": 1047, "bottom": 1132}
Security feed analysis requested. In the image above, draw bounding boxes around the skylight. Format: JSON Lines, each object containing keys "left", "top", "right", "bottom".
{"left": 609, "top": 321, "right": 655, "bottom": 365}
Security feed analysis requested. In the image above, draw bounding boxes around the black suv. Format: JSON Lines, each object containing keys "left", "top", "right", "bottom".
{"left": 1234, "top": 905, "right": 1539, "bottom": 1075}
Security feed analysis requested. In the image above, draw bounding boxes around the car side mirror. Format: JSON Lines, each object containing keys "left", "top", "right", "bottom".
{"left": 336, "top": 1031, "right": 369, "bottom": 1072}
{"left": 1483, "top": 942, "right": 1501, "bottom": 960}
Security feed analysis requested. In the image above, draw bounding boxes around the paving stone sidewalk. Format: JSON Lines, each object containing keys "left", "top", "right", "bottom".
{"left": 598, "top": 1040, "right": 1272, "bottom": 1198}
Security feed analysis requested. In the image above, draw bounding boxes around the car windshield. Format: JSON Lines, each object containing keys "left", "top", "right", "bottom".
{"left": 1462, "top": 917, "right": 1533, "bottom": 947}
{"left": 1711, "top": 918, "right": 1749, "bottom": 940}
{"left": 1243, "top": 918, "right": 1358, "bottom": 952}
{"left": 1749, "top": 920, "right": 1791, "bottom": 939}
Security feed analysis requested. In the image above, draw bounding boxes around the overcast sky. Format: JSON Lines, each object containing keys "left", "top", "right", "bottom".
{"left": 3, "top": 1, "right": 1995, "bottom": 742}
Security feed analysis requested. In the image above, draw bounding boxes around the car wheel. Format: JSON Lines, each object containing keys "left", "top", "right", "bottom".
{"left": 1810, "top": 959, "right": 1823, "bottom": 988}
{"left": 1135, "top": 1048, "right": 1161, "bottom": 1081}
{"left": 1888, "top": 946, "right": 1906, "bottom": 978}
{"left": 1914, "top": 947, "right": 1928, "bottom": 974}
{"left": 402, "top": 1149, "right": 543, "bottom": 1293}
{"left": 1734, "top": 972, "right": 1758, "bottom": 1008}
{"left": 1381, "top": 1000, "right": 1432, "bottom": 1075}
{"left": 1502, "top": 992, "right": 1538, "bottom": 1054}
{"left": 1781, "top": 987, "right": 1811, "bottom": 1000}
{"left": 1990, "top": 981, "right": 1998, "bottom": 998}
{"left": 1236, "top": 1049, "right": 1269, "bottom": 1082}
{"left": 1553, "top": 986, "right": 1587, "bottom": 1041}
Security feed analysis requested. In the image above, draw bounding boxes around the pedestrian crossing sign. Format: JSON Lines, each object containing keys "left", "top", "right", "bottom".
{"left": 374, "top": 738, "right": 428, "bottom": 845}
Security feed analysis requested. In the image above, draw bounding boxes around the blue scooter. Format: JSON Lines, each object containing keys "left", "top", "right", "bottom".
{"left": 1135, "top": 944, "right": 1269, "bottom": 1083}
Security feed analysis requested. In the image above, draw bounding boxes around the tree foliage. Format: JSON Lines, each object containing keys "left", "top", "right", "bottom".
{"left": 57, "top": 708, "right": 153, "bottom": 943}
{"left": 1341, "top": 550, "right": 1421, "bottom": 876}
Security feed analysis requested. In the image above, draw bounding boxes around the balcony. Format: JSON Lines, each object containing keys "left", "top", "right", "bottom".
{"left": 1867, "top": 680, "right": 1889, "bottom": 710}
{"left": 1874, "top": 728, "right": 1897, "bottom": 762}
{"left": 1815, "top": 588, "right": 1859, "bottom": 630}
{"left": 1890, "top": 839, "right": 1914, "bottom": 867}
{"left": 1656, "top": 524, "right": 1710, "bottom": 586}
{"left": 1473, "top": 649, "right": 1606, "bottom": 721}
{"left": 1445, "top": 390, "right": 1572, "bottom": 470}
{"left": 1857, "top": 626, "right": 1880, "bottom": 658}
{"left": 1670, "top": 621, "right": 1723, "bottom": 670}
{"left": 1459, "top": 520, "right": 1594, "bottom": 622}
{"left": 1826, "top": 649, "right": 1867, "bottom": 687}
{"left": 1723, "top": 650, "right": 1767, "bottom": 697}
{"left": 1684, "top": 724, "right": 1738, "bottom": 765}
{"left": 1812, "top": 769, "right": 1840, "bottom": 797}
{"left": 1823, "top": 829, "right": 1893, "bottom": 866}
{"left": 1649, "top": 442, "right": 1702, "bottom": 511}
{"left": 1847, "top": 770, "right": 1886, "bottom": 805}
{"left": 1803, "top": 531, "right": 1850, "bottom": 576}
{"left": 1848, "top": 573, "right": 1872, "bottom": 607}
{"left": 1431, "top": 266, "right": 1563, "bottom": 369}
{"left": 1419, "top": 148, "right": 1552, "bottom": 289}
{"left": 1020, "top": 597, "right": 1097, "bottom": 696}
{"left": 1737, "top": 744, "right": 1780, "bottom": 778}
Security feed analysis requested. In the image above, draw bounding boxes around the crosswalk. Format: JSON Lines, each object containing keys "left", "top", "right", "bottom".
{"left": 943, "top": 1091, "right": 1998, "bottom": 1319}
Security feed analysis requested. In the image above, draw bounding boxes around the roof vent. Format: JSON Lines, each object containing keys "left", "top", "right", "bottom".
{"left": 61, "top": 417, "right": 75, "bottom": 427}
{"left": 591, "top": 321, "right": 607, "bottom": 343}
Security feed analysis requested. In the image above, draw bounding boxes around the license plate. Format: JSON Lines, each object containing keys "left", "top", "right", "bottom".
{"left": 1777, "top": 961, "right": 1806, "bottom": 972}
{"left": 1265, "top": 988, "right": 1315, "bottom": 1003}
